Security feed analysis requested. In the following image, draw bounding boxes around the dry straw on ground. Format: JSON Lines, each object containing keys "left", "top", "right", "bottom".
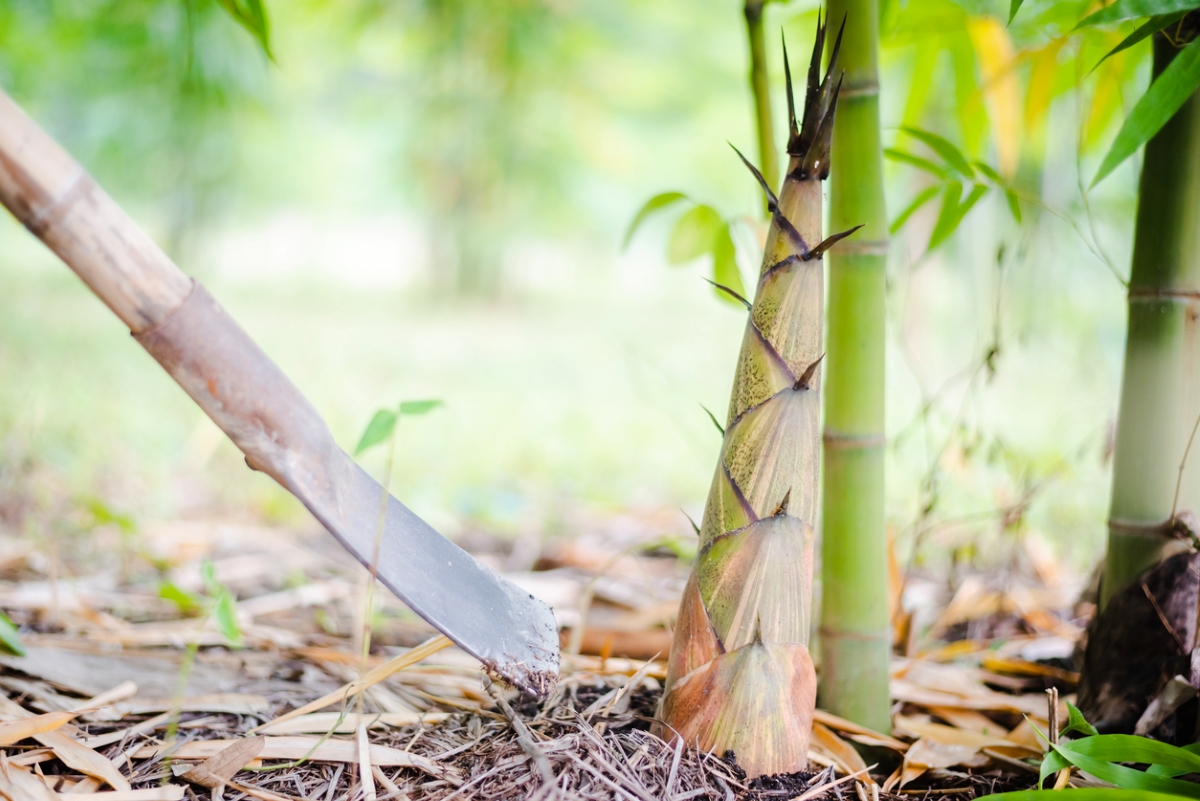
{"left": 0, "top": 517, "right": 1089, "bottom": 800}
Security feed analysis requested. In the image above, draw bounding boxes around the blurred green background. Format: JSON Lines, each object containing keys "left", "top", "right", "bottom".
{"left": 0, "top": 0, "right": 1153, "bottom": 575}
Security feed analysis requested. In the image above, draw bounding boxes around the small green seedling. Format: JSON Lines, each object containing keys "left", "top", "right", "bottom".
{"left": 0, "top": 612, "right": 25, "bottom": 656}
{"left": 355, "top": 399, "right": 444, "bottom": 457}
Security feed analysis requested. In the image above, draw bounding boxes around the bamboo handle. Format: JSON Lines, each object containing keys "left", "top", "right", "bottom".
{"left": 0, "top": 88, "right": 193, "bottom": 333}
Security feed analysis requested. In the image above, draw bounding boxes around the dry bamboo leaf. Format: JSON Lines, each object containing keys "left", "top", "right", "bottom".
{"left": 356, "top": 724, "right": 375, "bottom": 801}
{"left": 63, "top": 778, "right": 101, "bottom": 795}
{"left": 980, "top": 655, "right": 1079, "bottom": 684}
{"left": 894, "top": 716, "right": 1018, "bottom": 750}
{"left": 812, "top": 709, "right": 908, "bottom": 752}
{"left": 123, "top": 695, "right": 268, "bottom": 716}
{"left": 811, "top": 722, "right": 870, "bottom": 777}
{"left": 37, "top": 731, "right": 131, "bottom": 792}
{"left": 0, "top": 711, "right": 79, "bottom": 746}
{"left": 76, "top": 683, "right": 138, "bottom": 717}
{"left": 925, "top": 706, "right": 1007, "bottom": 737}
{"left": 902, "top": 737, "right": 990, "bottom": 778}
{"left": 134, "top": 737, "right": 454, "bottom": 779}
{"left": 179, "top": 737, "right": 266, "bottom": 789}
{"left": 64, "top": 788, "right": 185, "bottom": 801}
{"left": 256, "top": 712, "right": 450, "bottom": 735}
{"left": 82, "top": 713, "right": 170, "bottom": 750}
{"left": 0, "top": 759, "right": 59, "bottom": 801}
{"left": 7, "top": 751, "right": 53, "bottom": 768}
{"left": 225, "top": 780, "right": 294, "bottom": 801}
{"left": 252, "top": 636, "right": 451, "bottom": 733}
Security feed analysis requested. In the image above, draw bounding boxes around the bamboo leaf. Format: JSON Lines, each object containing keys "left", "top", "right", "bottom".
{"left": 213, "top": 590, "right": 243, "bottom": 647}
{"left": 1051, "top": 739, "right": 1200, "bottom": 797}
{"left": 1062, "top": 700, "right": 1099, "bottom": 737}
{"left": 623, "top": 192, "right": 687, "bottom": 250}
{"left": 1092, "top": 37, "right": 1200, "bottom": 187}
{"left": 399, "top": 399, "right": 443, "bottom": 417}
{"left": 983, "top": 791, "right": 1200, "bottom": 801}
{"left": 1094, "top": 12, "right": 1190, "bottom": 71}
{"left": 668, "top": 204, "right": 723, "bottom": 264}
{"left": 890, "top": 185, "right": 941, "bottom": 234}
{"left": 1008, "top": 0, "right": 1024, "bottom": 23}
{"left": 1064, "top": 734, "right": 1200, "bottom": 774}
{"left": 159, "top": 582, "right": 204, "bottom": 615}
{"left": 972, "top": 160, "right": 1022, "bottom": 222}
{"left": 928, "top": 182, "right": 963, "bottom": 250}
{"left": 710, "top": 223, "right": 747, "bottom": 304}
{"left": 901, "top": 127, "right": 975, "bottom": 177}
{"left": 928, "top": 182, "right": 988, "bottom": 250}
{"left": 214, "top": 0, "right": 273, "bottom": 58}
{"left": 355, "top": 409, "right": 398, "bottom": 456}
{"left": 1038, "top": 748, "right": 1070, "bottom": 785}
{"left": 1077, "top": 0, "right": 1200, "bottom": 29}
{"left": 0, "top": 612, "right": 24, "bottom": 657}
{"left": 885, "top": 148, "right": 949, "bottom": 178}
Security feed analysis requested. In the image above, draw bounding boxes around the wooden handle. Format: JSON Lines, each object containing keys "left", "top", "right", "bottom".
{"left": 0, "top": 88, "right": 193, "bottom": 333}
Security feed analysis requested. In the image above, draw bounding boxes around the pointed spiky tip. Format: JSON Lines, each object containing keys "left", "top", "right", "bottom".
{"left": 782, "top": 31, "right": 798, "bottom": 142}
{"left": 804, "top": 223, "right": 864, "bottom": 261}
{"left": 772, "top": 489, "right": 791, "bottom": 517}
{"left": 786, "top": 12, "right": 847, "bottom": 180}
{"left": 703, "top": 277, "right": 752, "bottom": 310}
{"left": 794, "top": 353, "right": 825, "bottom": 390}
{"left": 728, "top": 143, "right": 778, "bottom": 212}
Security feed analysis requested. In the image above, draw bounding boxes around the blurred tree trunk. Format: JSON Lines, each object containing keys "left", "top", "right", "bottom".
{"left": 1101, "top": 29, "right": 1200, "bottom": 606}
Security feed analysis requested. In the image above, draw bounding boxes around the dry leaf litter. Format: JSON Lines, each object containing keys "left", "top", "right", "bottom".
{"left": 0, "top": 513, "right": 1093, "bottom": 800}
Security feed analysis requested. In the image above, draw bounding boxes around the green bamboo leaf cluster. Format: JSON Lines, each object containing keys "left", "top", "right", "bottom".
{"left": 625, "top": 194, "right": 749, "bottom": 305}
{"left": 886, "top": 127, "right": 1019, "bottom": 247}
{"left": 1009, "top": 0, "right": 1200, "bottom": 186}
{"left": 1092, "top": 36, "right": 1200, "bottom": 186}
{"left": 984, "top": 791, "right": 1192, "bottom": 801}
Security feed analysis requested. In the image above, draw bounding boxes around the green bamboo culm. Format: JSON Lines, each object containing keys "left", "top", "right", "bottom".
{"left": 1101, "top": 28, "right": 1200, "bottom": 608}
{"left": 654, "top": 22, "right": 859, "bottom": 778}
{"left": 818, "top": 0, "right": 892, "bottom": 733}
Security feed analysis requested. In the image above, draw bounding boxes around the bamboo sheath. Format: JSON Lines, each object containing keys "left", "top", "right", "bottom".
{"left": 1102, "top": 35, "right": 1200, "bottom": 606}
{"left": 0, "top": 89, "right": 192, "bottom": 333}
{"left": 654, "top": 25, "right": 847, "bottom": 778}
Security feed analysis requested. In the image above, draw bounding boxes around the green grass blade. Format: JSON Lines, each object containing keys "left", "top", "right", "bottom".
{"left": 1077, "top": 0, "right": 1200, "bottom": 29}
{"left": 1094, "top": 12, "right": 1190, "bottom": 71}
{"left": 900, "top": 127, "right": 975, "bottom": 177}
{"left": 355, "top": 409, "right": 398, "bottom": 456}
{"left": 623, "top": 192, "right": 687, "bottom": 249}
{"left": 1008, "top": 0, "right": 1025, "bottom": 23}
{"left": 1092, "top": 37, "right": 1200, "bottom": 187}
